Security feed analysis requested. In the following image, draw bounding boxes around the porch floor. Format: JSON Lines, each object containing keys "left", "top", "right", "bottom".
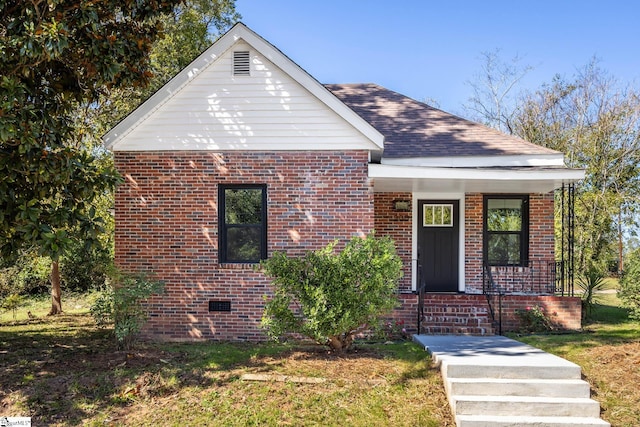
{"left": 414, "top": 335, "right": 609, "bottom": 427}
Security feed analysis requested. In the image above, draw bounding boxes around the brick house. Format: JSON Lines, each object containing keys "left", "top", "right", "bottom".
{"left": 103, "top": 23, "right": 584, "bottom": 341}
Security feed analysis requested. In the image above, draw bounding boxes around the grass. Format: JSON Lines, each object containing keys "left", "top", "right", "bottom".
{"left": 0, "top": 296, "right": 454, "bottom": 426}
{"left": 514, "top": 289, "right": 640, "bottom": 426}
{"left": 4, "top": 289, "right": 639, "bottom": 426}
{"left": 0, "top": 292, "right": 98, "bottom": 323}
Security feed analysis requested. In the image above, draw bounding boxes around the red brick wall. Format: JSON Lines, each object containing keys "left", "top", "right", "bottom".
{"left": 114, "top": 151, "right": 373, "bottom": 341}
{"left": 464, "top": 192, "right": 556, "bottom": 294}
{"left": 390, "top": 294, "right": 581, "bottom": 334}
{"left": 493, "top": 295, "right": 582, "bottom": 331}
{"left": 373, "top": 193, "right": 413, "bottom": 292}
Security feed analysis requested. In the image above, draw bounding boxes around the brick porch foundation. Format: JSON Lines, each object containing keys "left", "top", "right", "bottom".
{"left": 389, "top": 293, "right": 582, "bottom": 335}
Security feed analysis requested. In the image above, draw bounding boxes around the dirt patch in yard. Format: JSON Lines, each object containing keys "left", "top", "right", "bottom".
{"left": 581, "top": 341, "right": 640, "bottom": 425}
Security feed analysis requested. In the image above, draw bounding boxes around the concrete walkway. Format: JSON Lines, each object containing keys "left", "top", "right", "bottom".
{"left": 414, "top": 335, "right": 610, "bottom": 427}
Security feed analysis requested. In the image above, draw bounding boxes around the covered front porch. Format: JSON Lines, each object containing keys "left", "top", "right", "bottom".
{"left": 371, "top": 163, "right": 584, "bottom": 334}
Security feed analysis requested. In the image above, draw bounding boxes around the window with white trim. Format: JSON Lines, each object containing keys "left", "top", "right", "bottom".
{"left": 423, "top": 203, "right": 454, "bottom": 227}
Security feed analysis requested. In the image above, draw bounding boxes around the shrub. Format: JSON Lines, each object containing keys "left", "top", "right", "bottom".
{"left": 0, "top": 251, "right": 51, "bottom": 298}
{"left": 515, "top": 305, "right": 554, "bottom": 333}
{"left": 91, "top": 269, "right": 165, "bottom": 349}
{"left": 1, "top": 293, "right": 27, "bottom": 321}
{"left": 578, "top": 264, "right": 607, "bottom": 319}
{"left": 60, "top": 240, "right": 112, "bottom": 293}
{"left": 260, "top": 234, "right": 403, "bottom": 352}
{"left": 620, "top": 249, "right": 640, "bottom": 321}
{"left": 368, "top": 319, "right": 410, "bottom": 342}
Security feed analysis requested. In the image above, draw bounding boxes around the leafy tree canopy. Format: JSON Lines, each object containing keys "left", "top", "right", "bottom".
{"left": 0, "top": 0, "right": 185, "bottom": 260}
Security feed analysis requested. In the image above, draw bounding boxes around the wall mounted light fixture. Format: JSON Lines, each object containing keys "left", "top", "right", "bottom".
{"left": 393, "top": 200, "right": 410, "bottom": 211}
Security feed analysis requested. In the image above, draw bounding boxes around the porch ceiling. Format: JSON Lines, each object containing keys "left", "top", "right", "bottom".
{"left": 369, "top": 164, "right": 585, "bottom": 193}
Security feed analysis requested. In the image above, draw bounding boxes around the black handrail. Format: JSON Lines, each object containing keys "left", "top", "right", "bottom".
{"left": 416, "top": 260, "right": 425, "bottom": 334}
{"left": 483, "top": 262, "right": 504, "bottom": 335}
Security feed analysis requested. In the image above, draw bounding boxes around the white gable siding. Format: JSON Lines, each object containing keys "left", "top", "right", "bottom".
{"left": 113, "top": 41, "right": 374, "bottom": 151}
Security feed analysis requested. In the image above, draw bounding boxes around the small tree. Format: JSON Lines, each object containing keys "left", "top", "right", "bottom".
{"left": 91, "top": 270, "right": 165, "bottom": 350}
{"left": 1, "top": 294, "right": 26, "bottom": 321}
{"left": 260, "top": 234, "right": 403, "bottom": 352}
{"left": 620, "top": 249, "right": 640, "bottom": 321}
{"left": 578, "top": 263, "right": 607, "bottom": 319}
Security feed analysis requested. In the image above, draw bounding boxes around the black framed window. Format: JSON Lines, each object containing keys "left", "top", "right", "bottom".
{"left": 483, "top": 195, "right": 529, "bottom": 266}
{"left": 219, "top": 185, "right": 267, "bottom": 263}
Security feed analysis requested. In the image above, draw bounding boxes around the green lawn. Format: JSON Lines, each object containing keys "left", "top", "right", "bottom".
{"left": 3, "top": 290, "right": 639, "bottom": 426}
{"left": 515, "top": 291, "right": 640, "bottom": 426}
{"left": 0, "top": 296, "right": 454, "bottom": 426}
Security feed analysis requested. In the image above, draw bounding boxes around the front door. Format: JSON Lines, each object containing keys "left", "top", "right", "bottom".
{"left": 418, "top": 200, "right": 459, "bottom": 292}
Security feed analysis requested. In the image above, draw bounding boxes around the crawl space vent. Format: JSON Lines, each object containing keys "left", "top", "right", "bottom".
{"left": 209, "top": 300, "right": 232, "bottom": 312}
{"left": 233, "top": 51, "right": 250, "bottom": 76}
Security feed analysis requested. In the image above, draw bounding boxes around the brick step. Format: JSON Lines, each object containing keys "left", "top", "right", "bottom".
{"left": 421, "top": 307, "right": 495, "bottom": 335}
{"left": 420, "top": 325, "right": 493, "bottom": 335}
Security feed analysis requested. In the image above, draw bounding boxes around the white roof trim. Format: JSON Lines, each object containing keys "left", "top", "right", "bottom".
{"left": 369, "top": 164, "right": 585, "bottom": 193}
{"left": 103, "top": 22, "right": 384, "bottom": 151}
{"left": 381, "top": 154, "right": 566, "bottom": 168}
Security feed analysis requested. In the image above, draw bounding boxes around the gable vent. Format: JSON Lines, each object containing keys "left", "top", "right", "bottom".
{"left": 233, "top": 50, "right": 251, "bottom": 76}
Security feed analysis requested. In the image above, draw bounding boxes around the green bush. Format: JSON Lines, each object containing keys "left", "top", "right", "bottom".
{"left": 91, "top": 270, "right": 165, "bottom": 349}
{"left": 515, "top": 305, "right": 554, "bottom": 333}
{"left": 260, "top": 234, "right": 403, "bottom": 352}
{"left": 620, "top": 249, "right": 640, "bottom": 321}
{"left": 0, "top": 251, "right": 51, "bottom": 297}
{"left": 578, "top": 264, "right": 607, "bottom": 319}
{"left": 0, "top": 243, "right": 112, "bottom": 298}
{"left": 60, "top": 240, "right": 112, "bottom": 293}
{"left": 1, "top": 293, "right": 27, "bottom": 321}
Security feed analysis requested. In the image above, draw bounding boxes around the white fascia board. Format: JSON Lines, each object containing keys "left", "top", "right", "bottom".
{"left": 381, "top": 154, "right": 566, "bottom": 168}
{"left": 103, "top": 29, "right": 235, "bottom": 149}
{"left": 103, "top": 23, "right": 384, "bottom": 153}
{"left": 369, "top": 164, "right": 586, "bottom": 182}
{"left": 240, "top": 27, "right": 385, "bottom": 151}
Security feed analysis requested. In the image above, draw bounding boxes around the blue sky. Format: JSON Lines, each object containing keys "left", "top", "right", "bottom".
{"left": 235, "top": 0, "right": 640, "bottom": 115}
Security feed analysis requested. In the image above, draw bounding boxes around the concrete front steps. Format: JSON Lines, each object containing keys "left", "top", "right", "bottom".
{"left": 414, "top": 335, "right": 610, "bottom": 427}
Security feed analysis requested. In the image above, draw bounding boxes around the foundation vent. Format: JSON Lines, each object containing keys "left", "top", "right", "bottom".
{"left": 209, "top": 300, "right": 232, "bottom": 312}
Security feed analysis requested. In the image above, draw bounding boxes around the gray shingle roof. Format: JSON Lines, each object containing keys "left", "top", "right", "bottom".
{"left": 325, "top": 83, "right": 560, "bottom": 159}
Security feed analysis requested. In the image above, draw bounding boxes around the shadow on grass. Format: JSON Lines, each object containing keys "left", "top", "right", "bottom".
{"left": 1, "top": 315, "right": 433, "bottom": 425}
{"left": 0, "top": 314, "right": 220, "bottom": 425}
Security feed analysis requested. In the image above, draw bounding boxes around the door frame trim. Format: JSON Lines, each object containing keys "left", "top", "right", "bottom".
{"left": 412, "top": 192, "right": 465, "bottom": 292}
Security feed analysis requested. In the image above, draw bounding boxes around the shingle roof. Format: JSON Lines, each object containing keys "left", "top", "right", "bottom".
{"left": 325, "top": 83, "right": 560, "bottom": 159}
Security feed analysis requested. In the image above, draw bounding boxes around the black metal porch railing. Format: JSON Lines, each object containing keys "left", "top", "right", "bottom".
{"left": 483, "top": 260, "right": 559, "bottom": 295}
{"left": 482, "top": 259, "right": 571, "bottom": 335}
{"left": 416, "top": 259, "right": 425, "bottom": 334}
{"left": 482, "top": 262, "right": 504, "bottom": 334}
{"left": 418, "top": 258, "right": 572, "bottom": 335}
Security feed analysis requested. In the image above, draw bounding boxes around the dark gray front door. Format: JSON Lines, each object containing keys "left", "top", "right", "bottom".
{"left": 418, "top": 200, "right": 459, "bottom": 292}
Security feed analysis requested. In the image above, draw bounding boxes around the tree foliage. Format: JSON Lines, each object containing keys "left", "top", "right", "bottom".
{"left": 0, "top": 0, "right": 239, "bottom": 314}
{"left": 0, "top": 0, "right": 186, "bottom": 313}
{"left": 619, "top": 249, "right": 640, "bottom": 321}
{"left": 260, "top": 235, "right": 403, "bottom": 352}
{"left": 513, "top": 61, "right": 640, "bottom": 270}
{"left": 466, "top": 54, "right": 640, "bottom": 271}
